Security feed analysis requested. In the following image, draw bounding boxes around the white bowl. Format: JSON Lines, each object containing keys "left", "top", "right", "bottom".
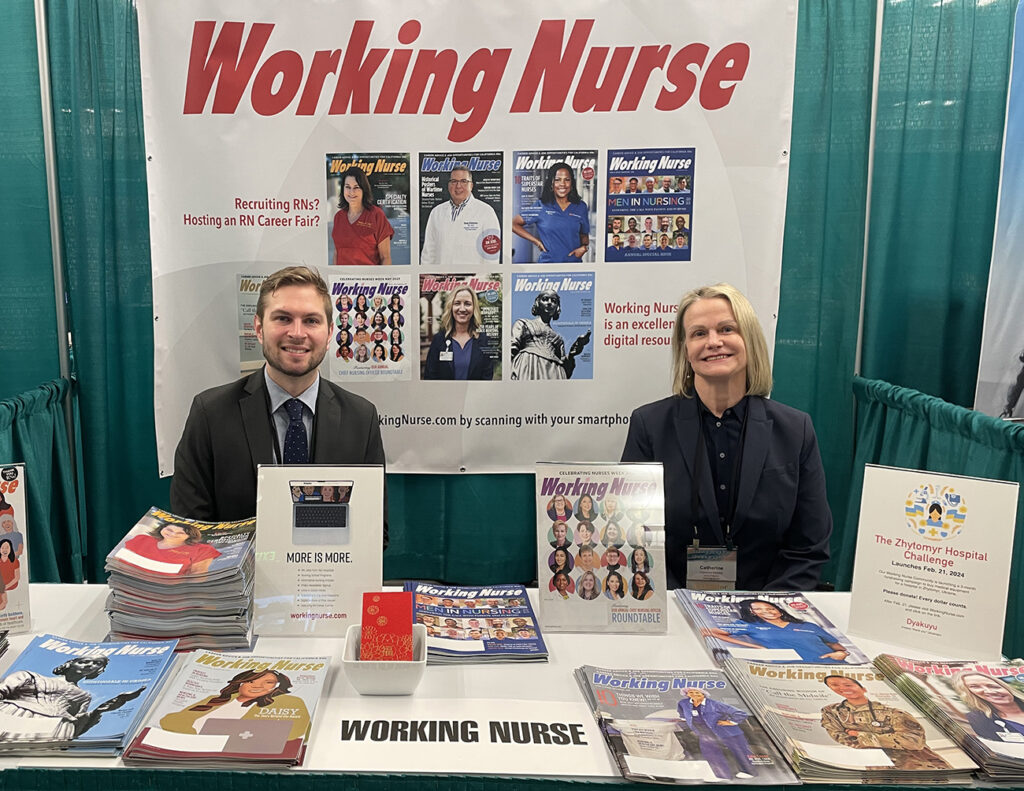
{"left": 342, "top": 623, "right": 427, "bottom": 695}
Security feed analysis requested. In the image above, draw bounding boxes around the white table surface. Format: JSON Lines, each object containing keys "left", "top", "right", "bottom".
{"left": 8, "top": 584, "right": 923, "bottom": 773}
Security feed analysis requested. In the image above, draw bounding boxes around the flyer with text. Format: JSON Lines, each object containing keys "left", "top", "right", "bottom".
{"left": 253, "top": 465, "right": 384, "bottom": 636}
{"left": 848, "top": 465, "right": 1017, "bottom": 659}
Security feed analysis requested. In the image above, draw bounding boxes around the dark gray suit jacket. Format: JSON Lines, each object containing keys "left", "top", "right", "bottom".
{"left": 170, "top": 369, "right": 386, "bottom": 543}
{"left": 621, "top": 395, "right": 831, "bottom": 590}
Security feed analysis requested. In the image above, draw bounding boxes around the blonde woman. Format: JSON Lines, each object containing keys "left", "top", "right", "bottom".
{"left": 622, "top": 283, "right": 831, "bottom": 591}
{"left": 952, "top": 672, "right": 1024, "bottom": 742}
{"left": 424, "top": 286, "right": 494, "bottom": 380}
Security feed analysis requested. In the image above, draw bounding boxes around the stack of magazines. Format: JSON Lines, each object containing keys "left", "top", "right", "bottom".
{"left": 675, "top": 589, "right": 869, "bottom": 666}
{"left": 575, "top": 665, "right": 796, "bottom": 785}
{"left": 404, "top": 582, "right": 547, "bottom": 663}
{"left": 105, "top": 507, "right": 256, "bottom": 650}
{"left": 123, "top": 651, "right": 329, "bottom": 767}
{"left": 0, "top": 634, "right": 177, "bottom": 755}
{"left": 724, "top": 659, "right": 977, "bottom": 783}
{"left": 875, "top": 653, "right": 1024, "bottom": 781}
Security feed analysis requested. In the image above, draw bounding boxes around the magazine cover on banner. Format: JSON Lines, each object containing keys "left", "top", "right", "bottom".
{"left": 418, "top": 151, "right": 503, "bottom": 266}
{"left": 141, "top": 1, "right": 797, "bottom": 474}
{"left": 536, "top": 463, "right": 665, "bottom": 633}
{"left": 0, "top": 464, "right": 29, "bottom": 633}
{"left": 330, "top": 274, "right": 412, "bottom": 379}
{"left": 326, "top": 152, "right": 411, "bottom": 266}
{"left": 605, "top": 147, "right": 694, "bottom": 261}
{"left": 237, "top": 273, "right": 268, "bottom": 374}
{"left": 512, "top": 149, "right": 598, "bottom": 264}
{"left": 511, "top": 272, "right": 594, "bottom": 381}
{"left": 847, "top": 465, "right": 1017, "bottom": 660}
{"left": 253, "top": 465, "right": 384, "bottom": 636}
{"left": 419, "top": 273, "right": 502, "bottom": 381}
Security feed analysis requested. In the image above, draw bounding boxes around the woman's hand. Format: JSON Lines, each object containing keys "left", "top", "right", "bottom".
{"left": 568, "top": 245, "right": 587, "bottom": 258}
{"left": 821, "top": 650, "right": 849, "bottom": 661}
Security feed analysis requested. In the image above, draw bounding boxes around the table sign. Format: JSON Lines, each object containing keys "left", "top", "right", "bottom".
{"left": 311, "top": 697, "right": 613, "bottom": 776}
{"left": 848, "top": 464, "right": 1017, "bottom": 659}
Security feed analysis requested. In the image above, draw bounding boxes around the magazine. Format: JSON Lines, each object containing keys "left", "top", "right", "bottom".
{"left": 236, "top": 273, "right": 267, "bottom": 374}
{"left": 511, "top": 272, "right": 594, "bottom": 381}
{"left": 537, "top": 463, "right": 665, "bottom": 633}
{"left": 575, "top": 665, "right": 796, "bottom": 784}
{"left": 0, "top": 634, "right": 178, "bottom": 754}
{"left": 326, "top": 151, "right": 411, "bottom": 266}
{"left": 124, "top": 651, "right": 330, "bottom": 767}
{"left": 105, "top": 507, "right": 256, "bottom": 650}
{"left": 875, "top": 653, "right": 1024, "bottom": 779}
{"left": 675, "top": 589, "right": 868, "bottom": 665}
{"left": 0, "top": 463, "right": 30, "bottom": 633}
{"left": 723, "top": 659, "right": 976, "bottom": 783}
{"left": 419, "top": 272, "right": 503, "bottom": 381}
{"left": 105, "top": 507, "right": 256, "bottom": 582}
{"left": 511, "top": 149, "right": 598, "bottom": 264}
{"left": 329, "top": 274, "right": 413, "bottom": 380}
{"left": 605, "top": 147, "right": 694, "bottom": 262}
{"left": 418, "top": 151, "right": 503, "bottom": 266}
{"left": 404, "top": 582, "right": 546, "bottom": 663}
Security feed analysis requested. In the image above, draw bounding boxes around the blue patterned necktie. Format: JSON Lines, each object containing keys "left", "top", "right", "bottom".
{"left": 283, "top": 398, "right": 308, "bottom": 464}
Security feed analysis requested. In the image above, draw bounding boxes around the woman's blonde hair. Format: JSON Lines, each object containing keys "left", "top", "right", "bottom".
{"left": 952, "top": 672, "right": 1024, "bottom": 718}
{"left": 670, "top": 282, "right": 772, "bottom": 397}
{"left": 440, "top": 286, "right": 482, "bottom": 337}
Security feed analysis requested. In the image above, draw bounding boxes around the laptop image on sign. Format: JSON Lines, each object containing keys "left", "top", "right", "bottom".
{"left": 198, "top": 717, "right": 293, "bottom": 754}
{"left": 289, "top": 479, "right": 353, "bottom": 545}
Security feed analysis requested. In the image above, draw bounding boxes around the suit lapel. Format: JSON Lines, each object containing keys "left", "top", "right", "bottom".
{"left": 733, "top": 397, "right": 771, "bottom": 538}
{"left": 312, "top": 381, "right": 341, "bottom": 462}
{"left": 673, "top": 397, "right": 721, "bottom": 531}
{"left": 240, "top": 369, "right": 275, "bottom": 474}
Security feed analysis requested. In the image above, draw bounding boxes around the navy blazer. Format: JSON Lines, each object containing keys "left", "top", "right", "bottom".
{"left": 621, "top": 395, "right": 831, "bottom": 590}
{"left": 423, "top": 331, "right": 494, "bottom": 380}
{"left": 170, "top": 369, "right": 387, "bottom": 542}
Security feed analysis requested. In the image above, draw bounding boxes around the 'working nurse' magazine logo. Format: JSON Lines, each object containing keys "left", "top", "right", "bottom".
{"left": 904, "top": 484, "right": 966, "bottom": 540}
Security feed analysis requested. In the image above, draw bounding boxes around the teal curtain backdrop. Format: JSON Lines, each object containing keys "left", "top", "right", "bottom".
{"left": 0, "top": 1, "right": 60, "bottom": 395}
{"left": 772, "top": 0, "right": 878, "bottom": 586}
{"left": 1, "top": 0, "right": 1016, "bottom": 593}
{"left": 861, "top": 1, "right": 1014, "bottom": 405}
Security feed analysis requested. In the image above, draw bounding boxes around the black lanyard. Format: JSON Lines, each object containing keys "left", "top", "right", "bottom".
{"left": 690, "top": 401, "right": 749, "bottom": 549}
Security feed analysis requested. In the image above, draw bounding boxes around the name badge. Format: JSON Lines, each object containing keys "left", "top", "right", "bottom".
{"left": 686, "top": 546, "right": 737, "bottom": 591}
{"left": 439, "top": 351, "right": 454, "bottom": 362}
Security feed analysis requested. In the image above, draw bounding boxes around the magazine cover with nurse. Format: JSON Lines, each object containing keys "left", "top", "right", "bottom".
{"left": 536, "top": 462, "right": 665, "bottom": 633}
{"left": 677, "top": 590, "right": 869, "bottom": 666}
{"left": 125, "top": 651, "right": 329, "bottom": 766}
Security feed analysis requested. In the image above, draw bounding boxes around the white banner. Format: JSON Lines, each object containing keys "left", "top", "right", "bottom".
{"left": 140, "top": 0, "right": 797, "bottom": 473}
{"left": 976, "top": 1, "right": 1024, "bottom": 417}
